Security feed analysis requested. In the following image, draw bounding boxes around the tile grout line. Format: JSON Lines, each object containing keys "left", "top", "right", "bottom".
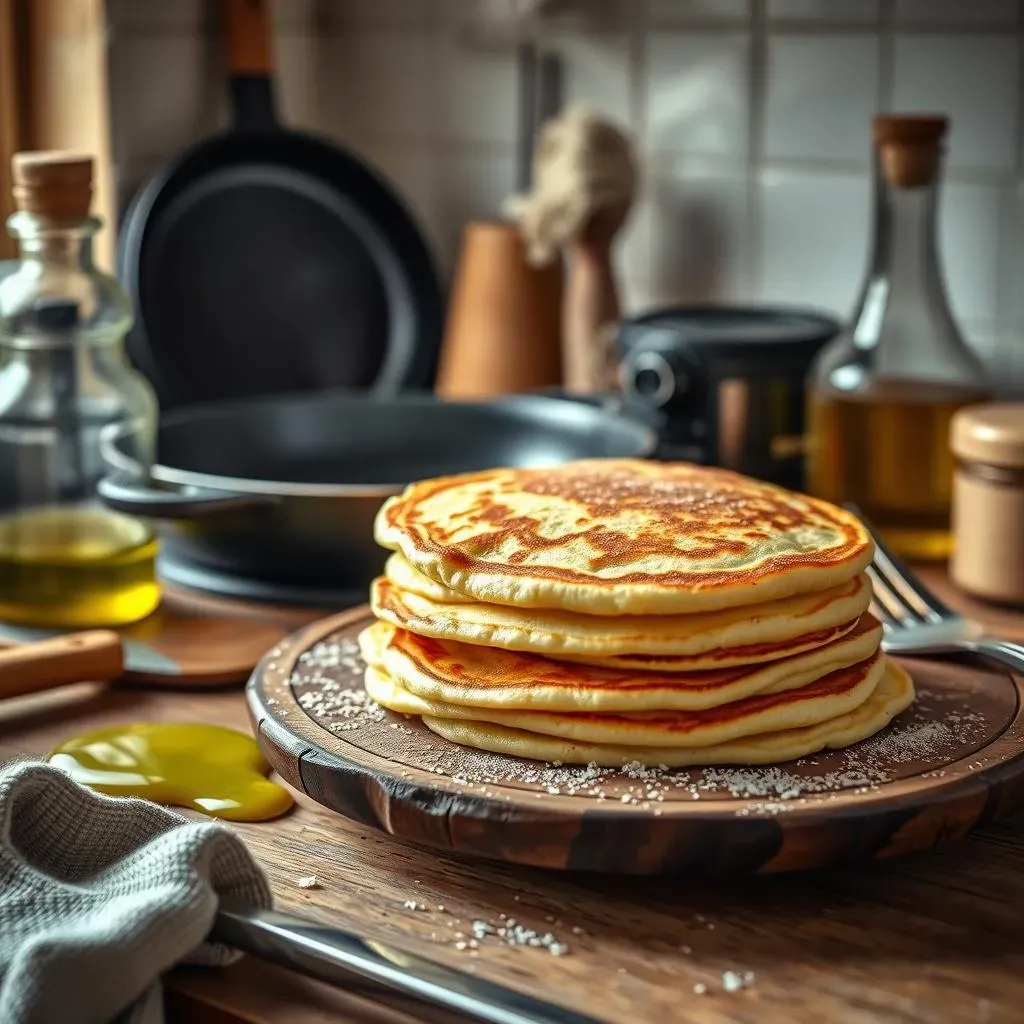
{"left": 878, "top": 0, "right": 895, "bottom": 111}
{"left": 632, "top": 0, "right": 654, "bottom": 298}
{"left": 987, "top": 0, "right": 1024, "bottom": 385}
{"left": 1005, "top": 0, "right": 1024, "bottom": 386}
{"left": 1017, "top": 0, "right": 1024, "bottom": 178}
{"left": 746, "top": 0, "right": 767, "bottom": 302}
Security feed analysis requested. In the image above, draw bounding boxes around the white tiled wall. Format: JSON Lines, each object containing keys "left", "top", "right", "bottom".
{"left": 107, "top": 0, "right": 1024, "bottom": 381}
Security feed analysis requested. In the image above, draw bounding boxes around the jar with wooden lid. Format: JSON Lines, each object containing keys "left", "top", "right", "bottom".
{"left": 807, "top": 115, "right": 990, "bottom": 562}
{"left": 0, "top": 151, "right": 160, "bottom": 627}
{"left": 950, "top": 404, "right": 1024, "bottom": 605}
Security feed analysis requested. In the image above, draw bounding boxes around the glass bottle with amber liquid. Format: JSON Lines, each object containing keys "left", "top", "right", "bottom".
{"left": 807, "top": 116, "right": 990, "bottom": 561}
{"left": 0, "top": 152, "right": 160, "bottom": 627}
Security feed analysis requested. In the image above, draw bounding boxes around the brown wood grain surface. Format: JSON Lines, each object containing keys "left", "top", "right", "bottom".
{"left": 1, "top": 566, "right": 1023, "bottom": 1023}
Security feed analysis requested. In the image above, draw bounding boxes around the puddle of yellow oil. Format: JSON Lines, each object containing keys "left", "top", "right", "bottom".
{"left": 48, "top": 722, "right": 293, "bottom": 822}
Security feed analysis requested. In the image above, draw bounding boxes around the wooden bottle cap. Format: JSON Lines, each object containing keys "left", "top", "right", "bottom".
{"left": 11, "top": 151, "right": 94, "bottom": 218}
{"left": 872, "top": 115, "right": 948, "bottom": 188}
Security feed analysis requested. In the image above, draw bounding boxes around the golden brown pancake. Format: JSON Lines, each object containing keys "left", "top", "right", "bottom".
{"left": 365, "top": 650, "right": 884, "bottom": 748}
{"left": 384, "top": 552, "right": 474, "bottom": 604}
{"left": 370, "top": 572, "right": 871, "bottom": 668}
{"left": 419, "top": 659, "right": 914, "bottom": 767}
{"left": 374, "top": 459, "right": 873, "bottom": 615}
{"left": 359, "top": 614, "right": 883, "bottom": 712}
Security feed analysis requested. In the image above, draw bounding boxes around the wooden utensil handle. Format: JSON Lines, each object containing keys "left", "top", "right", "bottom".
{"left": 223, "top": 0, "right": 273, "bottom": 76}
{"left": 563, "top": 234, "right": 621, "bottom": 394}
{"left": 0, "top": 631, "right": 124, "bottom": 700}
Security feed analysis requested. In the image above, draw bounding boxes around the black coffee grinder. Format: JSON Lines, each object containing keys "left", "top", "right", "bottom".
{"left": 616, "top": 306, "right": 840, "bottom": 491}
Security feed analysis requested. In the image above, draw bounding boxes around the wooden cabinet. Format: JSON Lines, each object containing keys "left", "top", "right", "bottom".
{"left": 0, "top": 0, "right": 114, "bottom": 267}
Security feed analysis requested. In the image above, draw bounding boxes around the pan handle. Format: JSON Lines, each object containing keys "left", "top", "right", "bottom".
{"left": 224, "top": 0, "right": 272, "bottom": 75}
{"left": 98, "top": 475, "right": 279, "bottom": 519}
{"left": 223, "top": 0, "right": 278, "bottom": 130}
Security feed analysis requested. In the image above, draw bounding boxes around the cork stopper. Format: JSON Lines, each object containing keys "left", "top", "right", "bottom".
{"left": 11, "top": 151, "right": 94, "bottom": 218}
{"left": 872, "top": 115, "right": 948, "bottom": 188}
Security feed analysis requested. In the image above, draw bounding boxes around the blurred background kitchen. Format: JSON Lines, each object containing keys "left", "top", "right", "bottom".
{"left": 97, "top": 0, "right": 1021, "bottom": 367}
{"left": 3, "top": 1, "right": 1016, "bottom": 357}
{"left": 0, "top": 0, "right": 1022, "bottom": 634}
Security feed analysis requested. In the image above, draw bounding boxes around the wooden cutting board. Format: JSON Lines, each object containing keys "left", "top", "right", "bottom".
{"left": 248, "top": 606, "right": 1024, "bottom": 875}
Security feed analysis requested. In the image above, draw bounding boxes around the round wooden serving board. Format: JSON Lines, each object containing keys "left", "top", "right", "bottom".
{"left": 247, "top": 607, "right": 1024, "bottom": 875}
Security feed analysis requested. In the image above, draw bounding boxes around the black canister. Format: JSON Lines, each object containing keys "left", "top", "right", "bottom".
{"left": 617, "top": 305, "right": 840, "bottom": 491}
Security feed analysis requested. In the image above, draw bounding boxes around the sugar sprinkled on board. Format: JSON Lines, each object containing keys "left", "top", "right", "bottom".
{"left": 292, "top": 638, "right": 386, "bottom": 731}
{"left": 849, "top": 714, "right": 986, "bottom": 764}
{"left": 288, "top": 639, "right": 992, "bottom": 814}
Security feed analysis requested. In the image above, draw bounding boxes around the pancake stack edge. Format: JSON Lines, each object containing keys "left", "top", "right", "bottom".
{"left": 359, "top": 459, "right": 914, "bottom": 768}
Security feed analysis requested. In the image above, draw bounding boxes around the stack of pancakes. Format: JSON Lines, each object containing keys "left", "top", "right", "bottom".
{"left": 359, "top": 460, "right": 914, "bottom": 767}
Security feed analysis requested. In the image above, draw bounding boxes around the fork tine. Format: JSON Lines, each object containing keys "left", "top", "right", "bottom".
{"left": 844, "top": 503, "right": 951, "bottom": 622}
{"left": 866, "top": 564, "right": 914, "bottom": 628}
{"left": 868, "top": 555, "right": 930, "bottom": 624}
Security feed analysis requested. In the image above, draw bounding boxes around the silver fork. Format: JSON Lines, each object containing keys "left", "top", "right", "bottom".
{"left": 845, "top": 503, "right": 1024, "bottom": 674}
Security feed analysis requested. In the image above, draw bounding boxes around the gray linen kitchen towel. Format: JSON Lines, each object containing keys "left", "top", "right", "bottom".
{"left": 0, "top": 760, "right": 272, "bottom": 1024}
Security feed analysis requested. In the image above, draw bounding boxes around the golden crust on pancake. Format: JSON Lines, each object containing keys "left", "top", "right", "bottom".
{"left": 384, "top": 552, "right": 474, "bottom": 604}
{"left": 359, "top": 614, "right": 883, "bottom": 712}
{"left": 370, "top": 572, "right": 872, "bottom": 668}
{"left": 418, "top": 659, "right": 914, "bottom": 767}
{"left": 375, "top": 460, "right": 873, "bottom": 615}
{"left": 365, "top": 650, "right": 885, "bottom": 749}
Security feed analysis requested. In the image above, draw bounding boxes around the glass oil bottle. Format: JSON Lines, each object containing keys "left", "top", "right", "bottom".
{"left": 807, "top": 116, "right": 990, "bottom": 561}
{"left": 0, "top": 151, "right": 160, "bottom": 627}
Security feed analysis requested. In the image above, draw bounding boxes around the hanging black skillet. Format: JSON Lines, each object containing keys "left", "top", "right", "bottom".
{"left": 118, "top": 0, "right": 442, "bottom": 411}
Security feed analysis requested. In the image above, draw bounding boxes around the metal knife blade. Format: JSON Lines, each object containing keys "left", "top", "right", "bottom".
{"left": 212, "top": 902, "right": 603, "bottom": 1024}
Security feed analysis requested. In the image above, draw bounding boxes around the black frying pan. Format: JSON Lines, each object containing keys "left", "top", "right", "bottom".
{"left": 98, "top": 392, "right": 656, "bottom": 595}
{"left": 119, "top": 0, "right": 442, "bottom": 411}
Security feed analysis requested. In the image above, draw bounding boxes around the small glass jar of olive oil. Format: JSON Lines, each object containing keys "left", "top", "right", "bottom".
{"left": 0, "top": 151, "right": 160, "bottom": 627}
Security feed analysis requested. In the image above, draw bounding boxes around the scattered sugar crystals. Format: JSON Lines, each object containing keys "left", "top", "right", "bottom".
{"left": 394, "top": 901, "right": 762, "bottom": 988}
{"left": 721, "top": 970, "right": 756, "bottom": 993}
{"left": 293, "top": 638, "right": 386, "bottom": 732}
{"left": 398, "top": 901, "right": 573, "bottom": 956}
{"left": 693, "top": 971, "right": 757, "bottom": 996}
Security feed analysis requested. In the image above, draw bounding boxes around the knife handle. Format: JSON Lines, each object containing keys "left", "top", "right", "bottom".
{"left": 0, "top": 631, "right": 124, "bottom": 700}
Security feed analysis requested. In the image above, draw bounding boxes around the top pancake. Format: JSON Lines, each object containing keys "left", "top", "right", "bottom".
{"left": 375, "top": 459, "right": 872, "bottom": 615}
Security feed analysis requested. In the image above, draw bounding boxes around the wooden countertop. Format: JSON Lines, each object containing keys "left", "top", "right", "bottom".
{"left": 2, "top": 569, "right": 1024, "bottom": 1024}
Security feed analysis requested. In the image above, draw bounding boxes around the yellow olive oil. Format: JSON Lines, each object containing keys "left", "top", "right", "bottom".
{"left": 807, "top": 380, "right": 990, "bottom": 561}
{"left": 0, "top": 505, "right": 160, "bottom": 627}
{"left": 48, "top": 722, "right": 294, "bottom": 822}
